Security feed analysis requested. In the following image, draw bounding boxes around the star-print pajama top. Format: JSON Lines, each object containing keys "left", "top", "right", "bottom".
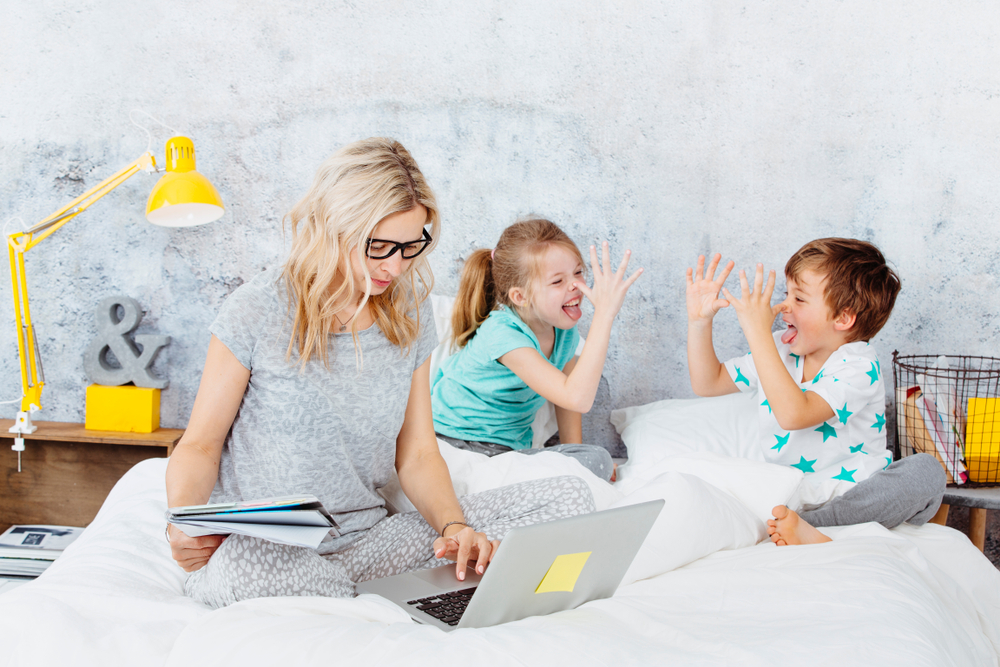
{"left": 724, "top": 332, "right": 891, "bottom": 485}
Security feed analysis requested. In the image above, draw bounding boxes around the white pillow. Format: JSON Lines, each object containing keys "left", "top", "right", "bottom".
{"left": 615, "top": 452, "right": 805, "bottom": 524}
{"left": 611, "top": 394, "right": 847, "bottom": 515}
{"left": 427, "top": 294, "right": 456, "bottom": 382}
{"left": 610, "top": 392, "right": 762, "bottom": 467}
{"left": 613, "top": 470, "right": 765, "bottom": 587}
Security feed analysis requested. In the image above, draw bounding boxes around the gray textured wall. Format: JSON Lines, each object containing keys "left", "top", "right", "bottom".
{"left": 2, "top": 2, "right": 998, "bottom": 458}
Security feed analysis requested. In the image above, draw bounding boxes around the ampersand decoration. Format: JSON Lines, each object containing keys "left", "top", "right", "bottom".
{"left": 83, "top": 296, "right": 171, "bottom": 389}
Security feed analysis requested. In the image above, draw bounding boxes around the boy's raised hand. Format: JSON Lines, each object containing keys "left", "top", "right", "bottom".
{"left": 686, "top": 254, "right": 735, "bottom": 324}
{"left": 722, "top": 263, "right": 783, "bottom": 343}
{"left": 574, "top": 241, "right": 643, "bottom": 321}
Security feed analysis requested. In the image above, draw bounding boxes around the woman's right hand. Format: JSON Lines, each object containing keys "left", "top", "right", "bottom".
{"left": 574, "top": 241, "right": 643, "bottom": 322}
{"left": 433, "top": 526, "right": 501, "bottom": 581}
{"left": 686, "top": 253, "right": 734, "bottom": 324}
{"left": 167, "top": 524, "right": 226, "bottom": 572}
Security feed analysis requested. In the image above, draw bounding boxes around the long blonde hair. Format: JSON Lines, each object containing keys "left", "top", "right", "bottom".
{"left": 282, "top": 138, "right": 439, "bottom": 367}
{"left": 451, "top": 218, "right": 584, "bottom": 348}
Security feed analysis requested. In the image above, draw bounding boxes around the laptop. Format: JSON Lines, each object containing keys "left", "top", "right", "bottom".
{"left": 357, "top": 499, "right": 663, "bottom": 631}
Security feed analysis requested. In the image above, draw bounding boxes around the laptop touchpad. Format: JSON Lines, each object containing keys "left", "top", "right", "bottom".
{"left": 412, "top": 564, "right": 484, "bottom": 588}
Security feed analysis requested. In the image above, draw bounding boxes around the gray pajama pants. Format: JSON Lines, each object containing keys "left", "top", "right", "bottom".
{"left": 799, "top": 453, "right": 946, "bottom": 529}
{"left": 437, "top": 434, "right": 615, "bottom": 482}
{"left": 185, "top": 475, "right": 595, "bottom": 609}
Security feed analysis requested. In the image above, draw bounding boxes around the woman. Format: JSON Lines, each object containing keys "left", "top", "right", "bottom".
{"left": 165, "top": 138, "right": 594, "bottom": 609}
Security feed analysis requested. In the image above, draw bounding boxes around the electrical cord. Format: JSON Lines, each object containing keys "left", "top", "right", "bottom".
{"left": 129, "top": 109, "right": 181, "bottom": 154}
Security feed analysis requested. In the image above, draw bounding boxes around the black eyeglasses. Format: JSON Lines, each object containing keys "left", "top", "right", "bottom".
{"left": 365, "top": 228, "right": 433, "bottom": 260}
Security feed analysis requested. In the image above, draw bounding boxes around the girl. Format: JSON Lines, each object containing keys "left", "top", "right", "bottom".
{"left": 165, "top": 141, "right": 595, "bottom": 608}
{"left": 431, "top": 219, "right": 642, "bottom": 482}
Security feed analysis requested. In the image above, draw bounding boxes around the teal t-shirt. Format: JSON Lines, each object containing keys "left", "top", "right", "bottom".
{"left": 431, "top": 306, "right": 580, "bottom": 450}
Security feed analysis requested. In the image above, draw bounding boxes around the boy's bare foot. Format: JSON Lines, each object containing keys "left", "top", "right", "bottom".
{"left": 767, "top": 505, "right": 832, "bottom": 546}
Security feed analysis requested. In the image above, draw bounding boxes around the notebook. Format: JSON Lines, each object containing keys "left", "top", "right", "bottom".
{"left": 357, "top": 499, "right": 663, "bottom": 631}
{"left": 167, "top": 495, "right": 339, "bottom": 548}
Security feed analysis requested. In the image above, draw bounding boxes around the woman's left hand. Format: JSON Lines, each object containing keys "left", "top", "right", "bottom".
{"left": 433, "top": 526, "right": 501, "bottom": 581}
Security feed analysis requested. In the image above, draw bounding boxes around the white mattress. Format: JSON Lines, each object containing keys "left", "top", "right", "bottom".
{"left": 0, "top": 442, "right": 997, "bottom": 667}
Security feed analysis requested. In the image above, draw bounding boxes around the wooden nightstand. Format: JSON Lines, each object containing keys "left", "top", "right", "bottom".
{"left": 930, "top": 487, "right": 999, "bottom": 552}
{"left": 0, "top": 420, "right": 183, "bottom": 532}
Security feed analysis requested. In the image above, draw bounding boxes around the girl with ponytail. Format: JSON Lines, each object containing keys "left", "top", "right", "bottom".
{"left": 431, "top": 219, "right": 642, "bottom": 481}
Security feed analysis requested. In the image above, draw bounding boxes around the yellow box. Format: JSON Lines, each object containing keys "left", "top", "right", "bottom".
{"left": 965, "top": 397, "right": 1000, "bottom": 483}
{"left": 85, "top": 385, "right": 160, "bottom": 433}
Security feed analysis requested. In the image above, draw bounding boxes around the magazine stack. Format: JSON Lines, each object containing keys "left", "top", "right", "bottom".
{"left": 0, "top": 525, "right": 84, "bottom": 578}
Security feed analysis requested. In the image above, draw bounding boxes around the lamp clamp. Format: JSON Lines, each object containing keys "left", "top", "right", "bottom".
{"left": 11, "top": 437, "right": 25, "bottom": 473}
{"left": 9, "top": 408, "right": 38, "bottom": 436}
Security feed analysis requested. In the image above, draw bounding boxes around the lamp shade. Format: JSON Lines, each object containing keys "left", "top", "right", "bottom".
{"left": 145, "top": 136, "right": 225, "bottom": 227}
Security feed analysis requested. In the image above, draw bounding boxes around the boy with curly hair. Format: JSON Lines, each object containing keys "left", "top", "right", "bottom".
{"left": 686, "top": 238, "right": 944, "bottom": 545}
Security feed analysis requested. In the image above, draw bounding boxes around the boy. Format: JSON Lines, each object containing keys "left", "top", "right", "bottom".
{"left": 686, "top": 238, "right": 944, "bottom": 545}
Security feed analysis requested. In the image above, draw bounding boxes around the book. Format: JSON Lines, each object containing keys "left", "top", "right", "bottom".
{"left": 166, "top": 495, "right": 341, "bottom": 549}
{"left": 914, "top": 360, "right": 968, "bottom": 483}
{"left": 916, "top": 391, "right": 967, "bottom": 483}
{"left": 904, "top": 390, "right": 960, "bottom": 484}
{"left": 0, "top": 525, "right": 85, "bottom": 578}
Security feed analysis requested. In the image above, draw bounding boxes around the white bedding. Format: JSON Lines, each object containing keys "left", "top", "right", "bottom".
{"left": 1, "top": 397, "right": 999, "bottom": 666}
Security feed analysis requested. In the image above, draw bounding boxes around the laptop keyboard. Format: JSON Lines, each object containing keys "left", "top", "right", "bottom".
{"left": 407, "top": 587, "right": 478, "bottom": 626}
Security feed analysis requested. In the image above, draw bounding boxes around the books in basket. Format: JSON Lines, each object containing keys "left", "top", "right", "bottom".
{"left": 166, "top": 495, "right": 341, "bottom": 549}
{"left": 0, "top": 525, "right": 85, "bottom": 578}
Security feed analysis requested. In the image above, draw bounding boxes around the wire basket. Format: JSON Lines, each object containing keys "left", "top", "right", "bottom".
{"left": 892, "top": 353, "right": 1000, "bottom": 487}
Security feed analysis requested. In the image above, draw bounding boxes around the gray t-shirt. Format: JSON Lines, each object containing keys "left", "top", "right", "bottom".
{"left": 208, "top": 267, "right": 438, "bottom": 554}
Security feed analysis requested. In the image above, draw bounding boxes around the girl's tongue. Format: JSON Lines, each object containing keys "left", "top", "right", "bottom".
{"left": 781, "top": 324, "right": 797, "bottom": 345}
{"left": 563, "top": 300, "right": 582, "bottom": 321}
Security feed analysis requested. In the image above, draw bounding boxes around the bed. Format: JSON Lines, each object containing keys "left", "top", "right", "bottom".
{"left": 0, "top": 390, "right": 997, "bottom": 667}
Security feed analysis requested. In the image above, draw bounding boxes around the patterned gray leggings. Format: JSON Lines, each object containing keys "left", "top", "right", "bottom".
{"left": 185, "top": 475, "right": 595, "bottom": 609}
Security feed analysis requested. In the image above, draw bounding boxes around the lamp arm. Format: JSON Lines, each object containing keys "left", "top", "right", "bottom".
{"left": 7, "top": 151, "right": 158, "bottom": 425}
{"left": 10, "top": 152, "right": 157, "bottom": 252}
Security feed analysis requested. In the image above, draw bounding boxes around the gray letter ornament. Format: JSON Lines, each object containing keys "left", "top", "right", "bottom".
{"left": 83, "top": 296, "right": 171, "bottom": 388}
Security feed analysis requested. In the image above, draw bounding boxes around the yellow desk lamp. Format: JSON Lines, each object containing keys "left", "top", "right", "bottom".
{"left": 7, "top": 136, "right": 224, "bottom": 465}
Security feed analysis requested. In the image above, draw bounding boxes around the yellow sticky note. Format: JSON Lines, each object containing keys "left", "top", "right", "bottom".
{"left": 535, "top": 551, "right": 592, "bottom": 594}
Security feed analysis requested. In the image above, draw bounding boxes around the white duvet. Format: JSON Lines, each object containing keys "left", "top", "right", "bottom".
{"left": 1, "top": 393, "right": 998, "bottom": 666}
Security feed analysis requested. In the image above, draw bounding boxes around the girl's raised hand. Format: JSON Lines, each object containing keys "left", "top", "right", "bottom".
{"left": 686, "top": 253, "right": 734, "bottom": 324}
{"left": 573, "top": 241, "right": 643, "bottom": 321}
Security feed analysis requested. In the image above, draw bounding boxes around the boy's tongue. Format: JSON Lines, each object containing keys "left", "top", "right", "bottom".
{"left": 781, "top": 325, "right": 797, "bottom": 345}
{"left": 563, "top": 303, "right": 582, "bottom": 321}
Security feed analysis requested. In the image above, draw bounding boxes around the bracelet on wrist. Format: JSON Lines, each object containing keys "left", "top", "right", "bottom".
{"left": 440, "top": 520, "right": 470, "bottom": 537}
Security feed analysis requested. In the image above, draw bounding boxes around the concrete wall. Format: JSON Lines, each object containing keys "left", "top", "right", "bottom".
{"left": 2, "top": 2, "right": 998, "bottom": 457}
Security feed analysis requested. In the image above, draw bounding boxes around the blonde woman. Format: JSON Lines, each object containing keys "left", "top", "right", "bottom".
{"left": 165, "top": 138, "right": 594, "bottom": 609}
